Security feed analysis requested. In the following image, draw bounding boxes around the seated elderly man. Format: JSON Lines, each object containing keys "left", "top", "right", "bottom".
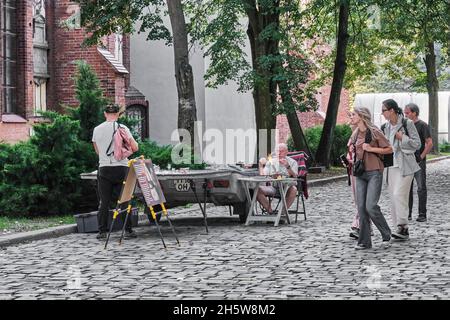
{"left": 257, "top": 143, "right": 298, "bottom": 214}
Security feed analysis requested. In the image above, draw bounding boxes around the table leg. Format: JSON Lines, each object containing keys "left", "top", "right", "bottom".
{"left": 245, "top": 182, "right": 261, "bottom": 226}
{"left": 276, "top": 182, "right": 291, "bottom": 226}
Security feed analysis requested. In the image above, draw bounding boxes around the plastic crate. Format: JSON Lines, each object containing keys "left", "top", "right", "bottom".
{"left": 74, "top": 208, "right": 139, "bottom": 233}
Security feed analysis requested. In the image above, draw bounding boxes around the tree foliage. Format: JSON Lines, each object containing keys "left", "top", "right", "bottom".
{"left": 76, "top": 0, "right": 171, "bottom": 45}
{"left": 69, "top": 60, "right": 108, "bottom": 142}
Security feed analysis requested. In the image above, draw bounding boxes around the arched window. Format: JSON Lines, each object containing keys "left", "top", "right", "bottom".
{"left": 126, "top": 104, "right": 148, "bottom": 140}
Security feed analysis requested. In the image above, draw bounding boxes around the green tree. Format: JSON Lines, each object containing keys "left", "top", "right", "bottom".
{"left": 71, "top": 60, "right": 108, "bottom": 142}
{"left": 76, "top": 0, "right": 199, "bottom": 152}
{"left": 300, "top": 0, "right": 391, "bottom": 167}
{"left": 187, "top": 0, "right": 317, "bottom": 157}
{"left": 376, "top": 0, "right": 449, "bottom": 154}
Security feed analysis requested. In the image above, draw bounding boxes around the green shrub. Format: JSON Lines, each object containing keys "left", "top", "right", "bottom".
{"left": 287, "top": 124, "right": 352, "bottom": 166}
{"left": 133, "top": 139, "right": 206, "bottom": 170}
{"left": 439, "top": 141, "right": 450, "bottom": 153}
{"left": 0, "top": 112, "right": 97, "bottom": 217}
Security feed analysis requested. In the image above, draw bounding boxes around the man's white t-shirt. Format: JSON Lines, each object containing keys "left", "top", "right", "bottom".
{"left": 92, "top": 121, "right": 133, "bottom": 167}
{"left": 263, "top": 156, "right": 298, "bottom": 177}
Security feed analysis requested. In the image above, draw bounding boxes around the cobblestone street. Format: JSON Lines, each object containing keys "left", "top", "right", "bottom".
{"left": 0, "top": 159, "right": 449, "bottom": 300}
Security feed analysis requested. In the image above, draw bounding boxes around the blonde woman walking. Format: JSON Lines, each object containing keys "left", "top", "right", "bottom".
{"left": 349, "top": 107, "right": 393, "bottom": 250}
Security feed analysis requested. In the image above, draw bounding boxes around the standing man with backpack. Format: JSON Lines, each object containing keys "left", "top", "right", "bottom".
{"left": 404, "top": 103, "right": 433, "bottom": 222}
{"left": 381, "top": 99, "right": 421, "bottom": 241}
{"left": 92, "top": 104, "right": 139, "bottom": 240}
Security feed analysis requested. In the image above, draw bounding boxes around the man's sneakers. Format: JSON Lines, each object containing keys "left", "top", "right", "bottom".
{"left": 349, "top": 229, "right": 359, "bottom": 239}
{"left": 416, "top": 215, "right": 427, "bottom": 222}
{"left": 96, "top": 232, "right": 107, "bottom": 240}
{"left": 408, "top": 215, "right": 412, "bottom": 221}
{"left": 380, "top": 238, "right": 391, "bottom": 249}
{"left": 354, "top": 244, "right": 371, "bottom": 250}
{"left": 392, "top": 226, "right": 409, "bottom": 240}
{"left": 349, "top": 228, "right": 373, "bottom": 239}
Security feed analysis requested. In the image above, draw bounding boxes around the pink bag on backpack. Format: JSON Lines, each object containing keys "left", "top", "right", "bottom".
{"left": 106, "top": 122, "right": 134, "bottom": 161}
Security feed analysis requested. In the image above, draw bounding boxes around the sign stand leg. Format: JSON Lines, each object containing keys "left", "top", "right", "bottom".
{"left": 150, "top": 206, "right": 167, "bottom": 249}
{"left": 118, "top": 203, "right": 133, "bottom": 245}
{"left": 161, "top": 203, "right": 180, "bottom": 246}
{"left": 105, "top": 208, "right": 120, "bottom": 250}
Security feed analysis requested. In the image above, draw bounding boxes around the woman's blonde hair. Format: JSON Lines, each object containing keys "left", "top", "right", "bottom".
{"left": 351, "top": 107, "right": 379, "bottom": 141}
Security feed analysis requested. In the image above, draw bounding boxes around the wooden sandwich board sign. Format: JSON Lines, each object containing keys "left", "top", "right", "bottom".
{"left": 104, "top": 156, "right": 179, "bottom": 249}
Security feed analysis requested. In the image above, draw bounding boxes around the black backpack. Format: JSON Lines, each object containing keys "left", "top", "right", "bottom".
{"left": 380, "top": 118, "right": 409, "bottom": 167}
{"left": 381, "top": 118, "right": 409, "bottom": 137}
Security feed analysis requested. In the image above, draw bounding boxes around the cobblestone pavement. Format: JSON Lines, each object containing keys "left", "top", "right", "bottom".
{"left": 0, "top": 160, "right": 449, "bottom": 300}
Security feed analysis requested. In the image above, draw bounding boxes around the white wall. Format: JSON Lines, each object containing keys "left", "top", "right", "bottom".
{"left": 130, "top": 27, "right": 205, "bottom": 146}
{"left": 354, "top": 91, "right": 450, "bottom": 142}
{"left": 130, "top": 17, "right": 256, "bottom": 164}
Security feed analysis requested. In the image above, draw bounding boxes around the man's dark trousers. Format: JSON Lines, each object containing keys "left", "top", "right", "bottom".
{"left": 97, "top": 166, "right": 132, "bottom": 233}
{"left": 409, "top": 160, "right": 427, "bottom": 218}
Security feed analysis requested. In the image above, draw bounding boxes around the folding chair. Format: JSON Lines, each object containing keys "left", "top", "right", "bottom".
{"left": 271, "top": 151, "right": 308, "bottom": 222}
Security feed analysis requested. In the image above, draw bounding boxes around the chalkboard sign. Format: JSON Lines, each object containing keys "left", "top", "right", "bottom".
{"left": 132, "top": 158, "right": 166, "bottom": 207}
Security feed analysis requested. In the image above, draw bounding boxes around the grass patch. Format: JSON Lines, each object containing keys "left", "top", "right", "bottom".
{"left": 0, "top": 215, "right": 75, "bottom": 235}
{"left": 308, "top": 166, "right": 347, "bottom": 180}
{"left": 427, "top": 152, "right": 450, "bottom": 160}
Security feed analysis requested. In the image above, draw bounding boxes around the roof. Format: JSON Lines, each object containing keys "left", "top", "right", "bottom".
{"left": 97, "top": 47, "right": 129, "bottom": 74}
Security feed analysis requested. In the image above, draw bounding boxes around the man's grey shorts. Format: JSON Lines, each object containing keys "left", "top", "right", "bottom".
{"left": 259, "top": 185, "right": 281, "bottom": 197}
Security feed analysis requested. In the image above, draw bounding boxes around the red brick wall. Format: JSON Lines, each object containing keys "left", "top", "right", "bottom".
{"left": 0, "top": 1, "right": 129, "bottom": 144}
{"left": 123, "top": 35, "right": 131, "bottom": 88}
{"left": 0, "top": 0, "right": 3, "bottom": 116}
{"left": 277, "top": 86, "right": 351, "bottom": 144}
{"left": 0, "top": 122, "right": 31, "bottom": 143}
{"left": 50, "top": 0, "right": 125, "bottom": 109}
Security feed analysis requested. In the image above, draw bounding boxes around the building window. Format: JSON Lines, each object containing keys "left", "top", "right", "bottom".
{"left": 126, "top": 104, "right": 147, "bottom": 140}
{"left": 33, "top": 78, "right": 47, "bottom": 115}
{"left": 1, "top": 0, "right": 17, "bottom": 114}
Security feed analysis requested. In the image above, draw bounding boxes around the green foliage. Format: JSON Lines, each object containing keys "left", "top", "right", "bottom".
{"left": 187, "top": 0, "right": 318, "bottom": 114}
{"left": 439, "top": 141, "right": 450, "bottom": 153}
{"left": 134, "top": 140, "right": 173, "bottom": 169}
{"left": 287, "top": 124, "right": 352, "bottom": 166}
{"left": 134, "top": 139, "right": 206, "bottom": 170}
{"left": 76, "top": 0, "right": 171, "bottom": 46}
{"left": 70, "top": 60, "right": 108, "bottom": 142}
{"left": 118, "top": 115, "right": 141, "bottom": 142}
{"left": 0, "top": 112, "right": 98, "bottom": 217}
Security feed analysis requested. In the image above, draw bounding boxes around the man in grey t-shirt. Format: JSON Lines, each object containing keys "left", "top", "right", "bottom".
{"left": 92, "top": 104, "right": 139, "bottom": 239}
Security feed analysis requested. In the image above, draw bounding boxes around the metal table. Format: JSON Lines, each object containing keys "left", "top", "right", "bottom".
{"left": 238, "top": 176, "right": 297, "bottom": 226}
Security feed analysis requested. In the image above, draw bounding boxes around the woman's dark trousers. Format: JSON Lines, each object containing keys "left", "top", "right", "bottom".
{"left": 355, "top": 170, "right": 391, "bottom": 248}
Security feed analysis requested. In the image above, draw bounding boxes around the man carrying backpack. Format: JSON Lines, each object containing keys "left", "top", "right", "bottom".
{"left": 404, "top": 103, "right": 433, "bottom": 222}
{"left": 92, "top": 104, "right": 139, "bottom": 240}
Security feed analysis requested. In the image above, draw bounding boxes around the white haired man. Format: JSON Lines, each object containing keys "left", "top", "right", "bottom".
{"left": 257, "top": 143, "right": 298, "bottom": 215}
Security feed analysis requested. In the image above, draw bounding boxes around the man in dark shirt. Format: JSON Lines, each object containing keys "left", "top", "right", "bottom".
{"left": 404, "top": 103, "right": 433, "bottom": 222}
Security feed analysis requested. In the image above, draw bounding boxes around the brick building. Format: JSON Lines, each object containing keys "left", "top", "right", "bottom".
{"left": 0, "top": 0, "right": 148, "bottom": 143}
{"left": 276, "top": 86, "right": 351, "bottom": 145}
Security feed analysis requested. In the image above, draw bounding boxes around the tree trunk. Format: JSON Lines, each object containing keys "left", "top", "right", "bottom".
{"left": 245, "top": 2, "right": 279, "bottom": 158}
{"left": 424, "top": 41, "right": 440, "bottom": 154}
{"left": 277, "top": 79, "right": 314, "bottom": 160}
{"left": 166, "top": 0, "right": 198, "bottom": 148}
{"left": 315, "top": 0, "right": 350, "bottom": 167}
